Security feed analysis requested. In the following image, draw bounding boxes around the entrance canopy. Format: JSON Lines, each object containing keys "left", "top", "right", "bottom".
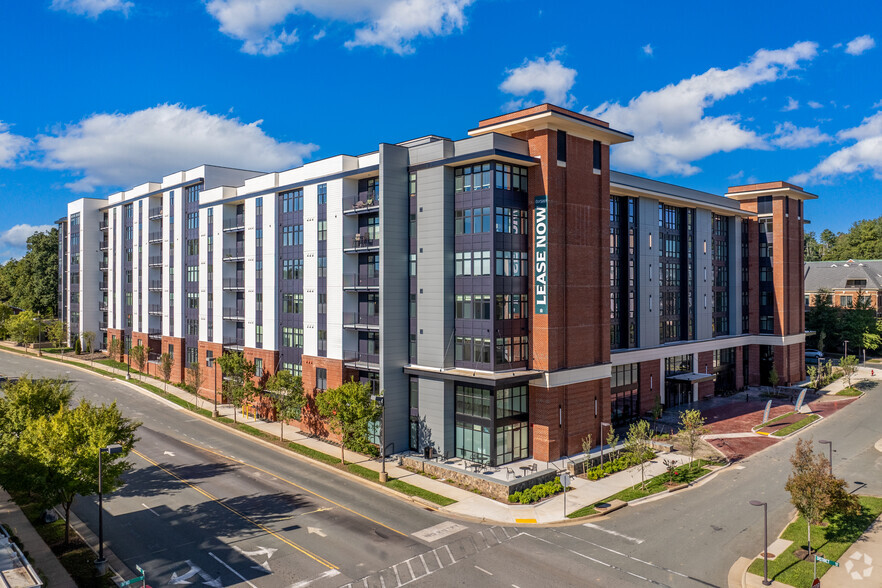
{"left": 666, "top": 372, "right": 716, "bottom": 384}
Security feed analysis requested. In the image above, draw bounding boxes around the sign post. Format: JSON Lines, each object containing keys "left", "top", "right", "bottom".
{"left": 560, "top": 472, "right": 570, "bottom": 518}
{"left": 815, "top": 555, "right": 839, "bottom": 567}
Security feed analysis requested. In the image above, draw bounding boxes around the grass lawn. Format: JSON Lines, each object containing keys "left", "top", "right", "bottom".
{"left": 771, "top": 414, "right": 821, "bottom": 437}
{"left": 835, "top": 387, "right": 863, "bottom": 397}
{"left": 567, "top": 460, "right": 715, "bottom": 518}
{"left": 95, "top": 358, "right": 132, "bottom": 371}
{"left": 761, "top": 411, "right": 795, "bottom": 427}
{"left": 748, "top": 496, "right": 882, "bottom": 587}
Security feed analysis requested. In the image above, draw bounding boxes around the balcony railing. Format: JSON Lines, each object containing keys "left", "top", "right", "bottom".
{"left": 344, "top": 350, "right": 380, "bottom": 368}
{"left": 346, "top": 233, "right": 380, "bottom": 251}
{"left": 148, "top": 280, "right": 163, "bottom": 291}
{"left": 342, "top": 274, "right": 379, "bottom": 290}
{"left": 98, "top": 241, "right": 109, "bottom": 251}
{"left": 98, "top": 262, "right": 108, "bottom": 271}
{"left": 148, "top": 207, "right": 163, "bottom": 219}
{"left": 98, "top": 322, "right": 107, "bottom": 331}
{"left": 148, "top": 304, "right": 163, "bottom": 315}
{"left": 222, "top": 247, "right": 245, "bottom": 261}
{"left": 98, "top": 282, "right": 108, "bottom": 291}
{"left": 223, "top": 337, "right": 244, "bottom": 349}
{"left": 222, "top": 278, "right": 245, "bottom": 290}
{"left": 148, "top": 330, "right": 162, "bottom": 340}
{"left": 99, "top": 221, "right": 109, "bottom": 230}
{"left": 345, "top": 193, "right": 380, "bottom": 214}
{"left": 98, "top": 303, "right": 108, "bottom": 312}
{"left": 223, "top": 216, "right": 245, "bottom": 231}
{"left": 223, "top": 307, "right": 246, "bottom": 320}
{"left": 148, "top": 255, "right": 163, "bottom": 266}
{"left": 148, "top": 232, "right": 163, "bottom": 243}
{"left": 343, "top": 312, "right": 379, "bottom": 328}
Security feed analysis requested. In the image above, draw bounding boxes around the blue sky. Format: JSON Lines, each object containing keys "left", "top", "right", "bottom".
{"left": 1, "top": 0, "right": 880, "bottom": 261}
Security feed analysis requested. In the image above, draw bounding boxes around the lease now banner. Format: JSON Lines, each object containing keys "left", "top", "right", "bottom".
{"left": 534, "top": 195, "right": 548, "bottom": 315}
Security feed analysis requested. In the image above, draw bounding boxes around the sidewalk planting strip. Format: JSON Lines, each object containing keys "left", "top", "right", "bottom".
{"left": 770, "top": 414, "right": 821, "bottom": 437}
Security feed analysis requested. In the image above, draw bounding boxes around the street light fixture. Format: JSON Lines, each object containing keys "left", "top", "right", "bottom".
{"left": 749, "top": 500, "right": 772, "bottom": 586}
{"left": 600, "top": 422, "right": 611, "bottom": 469}
{"left": 372, "top": 393, "right": 387, "bottom": 483}
{"left": 96, "top": 443, "right": 123, "bottom": 575}
{"left": 819, "top": 440, "right": 833, "bottom": 475}
{"left": 843, "top": 339, "right": 849, "bottom": 360}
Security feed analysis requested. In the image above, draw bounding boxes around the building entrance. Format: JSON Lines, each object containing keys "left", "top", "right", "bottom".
{"left": 665, "top": 379, "right": 693, "bottom": 408}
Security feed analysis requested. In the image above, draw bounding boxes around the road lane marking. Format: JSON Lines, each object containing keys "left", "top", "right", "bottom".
{"left": 176, "top": 439, "right": 408, "bottom": 538}
{"left": 132, "top": 450, "right": 337, "bottom": 570}
{"left": 209, "top": 552, "right": 257, "bottom": 588}
{"left": 413, "top": 522, "right": 466, "bottom": 543}
{"left": 290, "top": 569, "right": 341, "bottom": 588}
{"left": 474, "top": 566, "right": 493, "bottom": 576}
{"left": 583, "top": 523, "right": 644, "bottom": 544}
{"left": 141, "top": 503, "right": 161, "bottom": 517}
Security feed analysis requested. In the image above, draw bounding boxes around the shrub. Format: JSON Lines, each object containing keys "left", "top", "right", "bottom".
{"left": 584, "top": 450, "right": 654, "bottom": 480}
{"left": 73, "top": 337, "right": 81, "bottom": 354}
{"left": 509, "top": 477, "right": 565, "bottom": 505}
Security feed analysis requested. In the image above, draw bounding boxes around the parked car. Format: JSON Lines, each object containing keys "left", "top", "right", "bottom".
{"left": 805, "top": 349, "right": 824, "bottom": 363}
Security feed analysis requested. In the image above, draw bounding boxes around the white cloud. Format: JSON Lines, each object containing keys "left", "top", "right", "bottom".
{"left": 642, "top": 43, "right": 653, "bottom": 57}
{"left": 0, "top": 123, "right": 31, "bottom": 168}
{"left": 791, "top": 111, "right": 882, "bottom": 184}
{"left": 771, "top": 122, "right": 832, "bottom": 149}
{"left": 845, "top": 34, "right": 875, "bottom": 56}
{"left": 34, "top": 104, "right": 317, "bottom": 192}
{"left": 808, "top": 100, "right": 824, "bottom": 109}
{"left": 205, "top": 0, "right": 472, "bottom": 56}
{"left": 500, "top": 50, "right": 578, "bottom": 109}
{"left": 782, "top": 97, "right": 799, "bottom": 111}
{"left": 0, "top": 224, "right": 55, "bottom": 249}
{"left": 50, "top": 0, "right": 132, "bottom": 17}
{"left": 584, "top": 41, "right": 818, "bottom": 176}
{"left": 872, "top": 99, "right": 882, "bottom": 109}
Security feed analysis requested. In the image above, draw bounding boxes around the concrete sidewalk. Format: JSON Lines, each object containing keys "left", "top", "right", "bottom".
{"left": 0, "top": 486, "right": 77, "bottom": 588}
{"left": 0, "top": 343, "right": 719, "bottom": 526}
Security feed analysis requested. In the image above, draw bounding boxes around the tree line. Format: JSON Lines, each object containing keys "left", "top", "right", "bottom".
{"left": 805, "top": 289, "right": 881, "bottom": 354}
{"left": 0, "top": 228, "right": 58, "bottom": 317}
{"left": 805, "top": 215, "right": 882, "bottom": 261}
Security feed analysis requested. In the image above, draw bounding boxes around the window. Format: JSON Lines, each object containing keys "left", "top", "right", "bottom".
{"left": 167, "top": 344, "right": 174, "bottom": 360}
{"left": 757, "top": 196, "right": 772, "bottom": 215}
{"left": 255, "top": 260, "right": 263, "bottom": 280}
{"left": 495, "top": 251, "right": 528, "bottom": 276}
{"left": 455, "top": 294, "right": 492, "bottom": 319}
{"left": 495, "top": 336, "right": 528, "bottom": 365}
{"left": 282, "top": 225, "right": 294, "bottom": 247}
{"left": 187, "top": 212, "right": 198, "bottom": 230}
{"left": 409, "top": 173, "right": 416, "bottom": 197}
{"left": 186, "top": 184, "right": 201, "bottom": 203}
{"left": 494, "top": 163, "right": 528, "bottom": 192}
{"left": 454, "top": 163, "right": 491, "bottom": 193}
{"left": 318, "top": 330, "right": 327, "bottom": 352}
{"left": 456, "top": 385, "right": 491, "bottom": 419}
{"left": 187, "top": 319, "right": 198, "bottom": 336}
{"left": 293, "top": 328, "right": 303, "bottom": 347}
{"left": 495, "top": 207, "right": 528, "bottom": 234}
{"left": 187, "top": 239, "right": 199, "bottom": 256}
{"left": 495, "top": 294, "right": 528, "bottom": 319}
{"left": 186, "top": 292, "right": 199, "bottom": 309}
{"left": 253, "top": 358, "right": 263, "bottom": 377}
{"left": 410, "top": 254, "right": 417, "bottom": 276}
{"left": 593, "top": 140, "right": 602, "bottom": 170}
{"left": 840, "top": 295, "right": 853, "bottom": 308}
{"left": 454, "top": 207, "right": 491, "bottom": 234}
{"left": 255, "top": 325, "right": 263, "bottom": 346}
{"left": 282, "top": 259, "right": 293, "bottom": 279}
{"left": 294, "top": 259, "right": 303, "bottom": 279}
{"left": 317, "top": 293, "right": 327, "bottom": 314}
{"left": 280, "top": 189, "right": 303, "bottom": 213}
{"left": 317, "top": 257, "right": 327, "bottom": 278}
{"left": 187, "top": 266, "right": 198, "bottom": 282}
{"left": 255, "top": 229, "right": 263, "bottom": 248}
{"left": 186, "top": 346, "right": 198, "bottom": 366}
{"left": 255, "top": 197, "right": 263, "bottom": 216}
{"left": 316, "top": 368, "right": 328, "bottom": 391}
{"left": 454, "top": 336, "right": 491, "bottom": 364}
{"left": 317, "top": 184, "right": 327, "bottom": 205}
{"left": 283, "top": 293, "right": 303, "bottom": 313}
{"left": 317, "top": 221, "right": 327, "bottom": 241}
{"left": 455, "top": 251, "right": 491, "bottom": 276}
{"left": 207, "top": 208, "right": 213, "bottom": 222}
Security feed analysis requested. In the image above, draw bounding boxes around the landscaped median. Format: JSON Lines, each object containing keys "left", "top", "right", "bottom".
{"left": 0, "top": 344, "right": 456, "bottom": 508}
{"left": 747, "top": 496, "right": 882, "bottom": 588}
{"left": 566, "top": 459, "right": 719, "bottom": 519}
{"left": 755, "top": 411, "right": 821, "bottom": 437}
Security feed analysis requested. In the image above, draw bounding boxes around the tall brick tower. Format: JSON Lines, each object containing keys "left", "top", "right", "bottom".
{"left": 727, "top": 182, "right": 816, "bottom": 385}
{"left": 469, "top": 105, "right": 633, "bottom": 461}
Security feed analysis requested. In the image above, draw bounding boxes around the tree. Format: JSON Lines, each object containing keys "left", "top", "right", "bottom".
{"left": 107, "top": 338, "right": 123, "bottom": 362}
{"left": 314, "top": 379, "right": 381, "bottom": 465}
{"left": 581, "top": 433, "right": 593, "bottom": 455}
{"left": 806, "top": 289, "right": 838, "bottom": 352}
{"left": 0, "top": 303, "right": 13, "bottom": 339}
{"left": 0, "top": 376, "right": 74, "bottom": 458}
{"left": 160, "top": 353, "right": 173, "bottom": 391}
{"left": 768, "top": 366, "right": 779, "bottom": 389}
{"left": 840, "top": 354, "right": 859, "bottom": 389}
{"left": 806, "top": 365, "right": 819, "bottom": 390}
{"left": 267, "top": 370, "right": 306, "bottom": 441}
{"left": 129, "top": 344, "right": 147, "bottom": 379}
{"left": 215, "top": 352, "right": 256, "bottom": 423}
{"left": 5, "top": 310, "right": 41, "bottom": 348}
{"left": 677, "top": 409, "right": 709, "bottom": 470}
{"left": 0, "top": 228, "right": 59, "bottom": 316}
{"left": 785, "top": 438, "right": 860, "bottom": 559}
{"left": 185, "top": 361, "right": 205, "bottom": 400}
{"left": 624, "top": 420, "right": 654, "bottom": 490}
{"left": 81, "top": 331, "right": 95, "bottom": 355}
{"left": 47, "top": 320, "right": 67, "bottom": 348}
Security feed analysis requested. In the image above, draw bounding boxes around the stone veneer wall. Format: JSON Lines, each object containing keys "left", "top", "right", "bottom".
{"left": 401, "top": 457, "right": 560, "bottom": 502}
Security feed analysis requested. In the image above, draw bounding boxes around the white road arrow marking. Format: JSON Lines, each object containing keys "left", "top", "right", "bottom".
{"left": 197, "top": 569, "right": 223, "bottom": 588}
{"left": 169, "top": 561, "right": 201, "bottom": 584}
{"left": 164, "top": 451, "right": 175, "bottom": 456}
{"left": 233, "top": 546, "right": 277, "bottom": 559}
{"left": 209, "top": 552, "right": 257, "bottom": 588}
{"left": 251, "top": 561, "right": 271, "bottom": 573}
{"left": 290, "top": 570, "right": 340, "bottom": 588}
{"left": 307, "top": 527, "right": 327, "bottom": 538}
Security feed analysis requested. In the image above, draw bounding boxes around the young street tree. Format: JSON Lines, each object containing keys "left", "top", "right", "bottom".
{"left": 81, "top": 331, "right": 95, "bottom": 355}
{"left": 5, "top": 310, "right": 42, "bottom": 348}
{"left": 677, "top": 409, "right": 709, "bottom": 470}
{"left": 129, "top": 344, "right": 147, "bottom": 380}
{"left": 785, "top": 438, "right": 859, "bottom": 558}
{"left": 266, "top": 370, "right": 306, "bottom": 441}
{"left": 47, "top": 319, "right": 67, "bottom": 349}
{"left": 839, "top": 354, "right": 859, "bottom": 389}
{"left": 185, "top": 361, "right": 206, "bottom": 405}
{"left": 159, "top": 352, "right": 173, "bottom": 391}
{"left": 10, "top": 398, "right": 140, "bottom": 545}
{"left": 107, "top": 338, "right": 123, "bottom": 362}
{"left": 315, "top": 379, "right": 381, "bottom": 465}
{"left": 624, "top": 420, "right": 654, "bottom": 490}
{"left": 215, "top": 352, "right": 256, "bottom": 423}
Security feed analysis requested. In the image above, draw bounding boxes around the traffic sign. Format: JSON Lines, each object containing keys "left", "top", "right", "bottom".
{"left": 560, "top": 472, "right": 570, "bottom": 488}
{"left": 815, "top": 555, "right": 839, "bottom": 566}
{"left": 119, "top": 576, "right": 143, "bottom": 586}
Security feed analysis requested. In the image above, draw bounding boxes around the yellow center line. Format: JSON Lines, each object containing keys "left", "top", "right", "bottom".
{"left": 132, "top": 449, "right": 338, "bottom": 570}
{"left": 176, "top": 439, "right": 409, "bottom": 538}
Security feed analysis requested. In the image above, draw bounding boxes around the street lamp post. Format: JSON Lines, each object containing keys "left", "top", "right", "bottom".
{"left": 600, "top": 422, "right": 611, "bottom": 469}
{"left": 125, "top": 339, "right": 131, "bottom": 380}
{"left": 819, "top": 439, "right": 833, "bottom": 475}
{"left": 96, "top": 444, "right": 123, "bottom": 575}
{"left": 208, "top": 356, "right": 218, "bottom": 417}
{"left": 749, "top": 500, "right": 772, "bottom": 586}
{"left": 372, "top": 393, "right": 387, "bottom": 483}
{"left": 843, "top": 339, "right": 849, "bottom": 361}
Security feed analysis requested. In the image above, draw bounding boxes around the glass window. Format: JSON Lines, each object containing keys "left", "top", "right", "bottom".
{"left": 317, "top": 184, "right": 327, "bottom": 205}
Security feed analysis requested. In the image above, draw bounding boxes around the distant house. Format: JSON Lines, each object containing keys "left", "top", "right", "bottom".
{"left": 804, "top": 259, "right": 882, "bottom": 314}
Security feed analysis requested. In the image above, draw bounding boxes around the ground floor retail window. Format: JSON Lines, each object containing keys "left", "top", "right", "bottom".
{"left": 455, "top": 383, "right": 529, "bottom": 465}
{"left": 496, "top": 422, "right": 528, "bottom": 464}
{"left": 455, "top": 422, "right": 490, "bottom": 462}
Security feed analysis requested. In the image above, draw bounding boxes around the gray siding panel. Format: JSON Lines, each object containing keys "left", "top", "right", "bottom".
{"left": 638, "top": 198, "right": 660, "bottom": 349}
{"left": 695, "top": 209, "right": 713, "bottom": 341}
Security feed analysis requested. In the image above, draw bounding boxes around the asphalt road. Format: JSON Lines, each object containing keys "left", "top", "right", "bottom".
{"left": 3, "top": 350, "right": 881, "bottom": 588}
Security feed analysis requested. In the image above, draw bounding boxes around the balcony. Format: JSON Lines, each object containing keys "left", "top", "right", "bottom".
{"left": 98, "top": 322, "right": 107, "bottom": 331}
{"left": 343, "top": 274, "right": 379, "bottom": 291}
{"left": 98, "top": 240, "right": 109, "bottom": 251}
{"left": 344, "top": 192, "right": 380, "bottom": 215}
{"left": 148, "top": 330, "right": 163, "bottom": 340}
{"left": 344, "top": 350, "right": 380, "bottom": 370}
{"left": 223, "top": 215, "right": 245, "bottom": 232}
{"left": 148, "top": 255, "right": 163, "bottom": 267}
{"left": 98, "top": 262, "right": 108, "bottom": 271}
{"left": 148, "top": 280, "right": 163, "bottom": 292}
{"left": 148, "top": 207, "right": 163, "bottom": 220}
{"left": 148, "top": 304, "right": 163, "bottom": 316}
{"left": 99, "top": 221, "right": 109, "bottom": 231}
{"left": 222, "top": 277, "right": 245, "bottom": 291}
{"left": 98, "top": 282, "right": 108, "bottom": 291}
{"left": 223, "top": 336, "right": 244, "bottom": 350}
{"left": 98, "top": 302, "right": 108, "bottom": 312}
{"left": 148, "top": 232, "right": 163, "bottom": 244}
{"left": 343, "top": 312, "right": 379, "bottom": 330}
{"left": 344, "top": 232, "right": 380, "bottom": 253}
{"left": 223, "top": 307, "right": 245, "bottom": 320}
{"left": 222, "top": 247, "right": 245, "bottom": 261}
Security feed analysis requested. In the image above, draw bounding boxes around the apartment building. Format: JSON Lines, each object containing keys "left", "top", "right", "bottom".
{"left": 57, "top": 104, "right": 814, "bottom": 466}
{"left": 804, "top": 259, "right": 882, "bottom": 314}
